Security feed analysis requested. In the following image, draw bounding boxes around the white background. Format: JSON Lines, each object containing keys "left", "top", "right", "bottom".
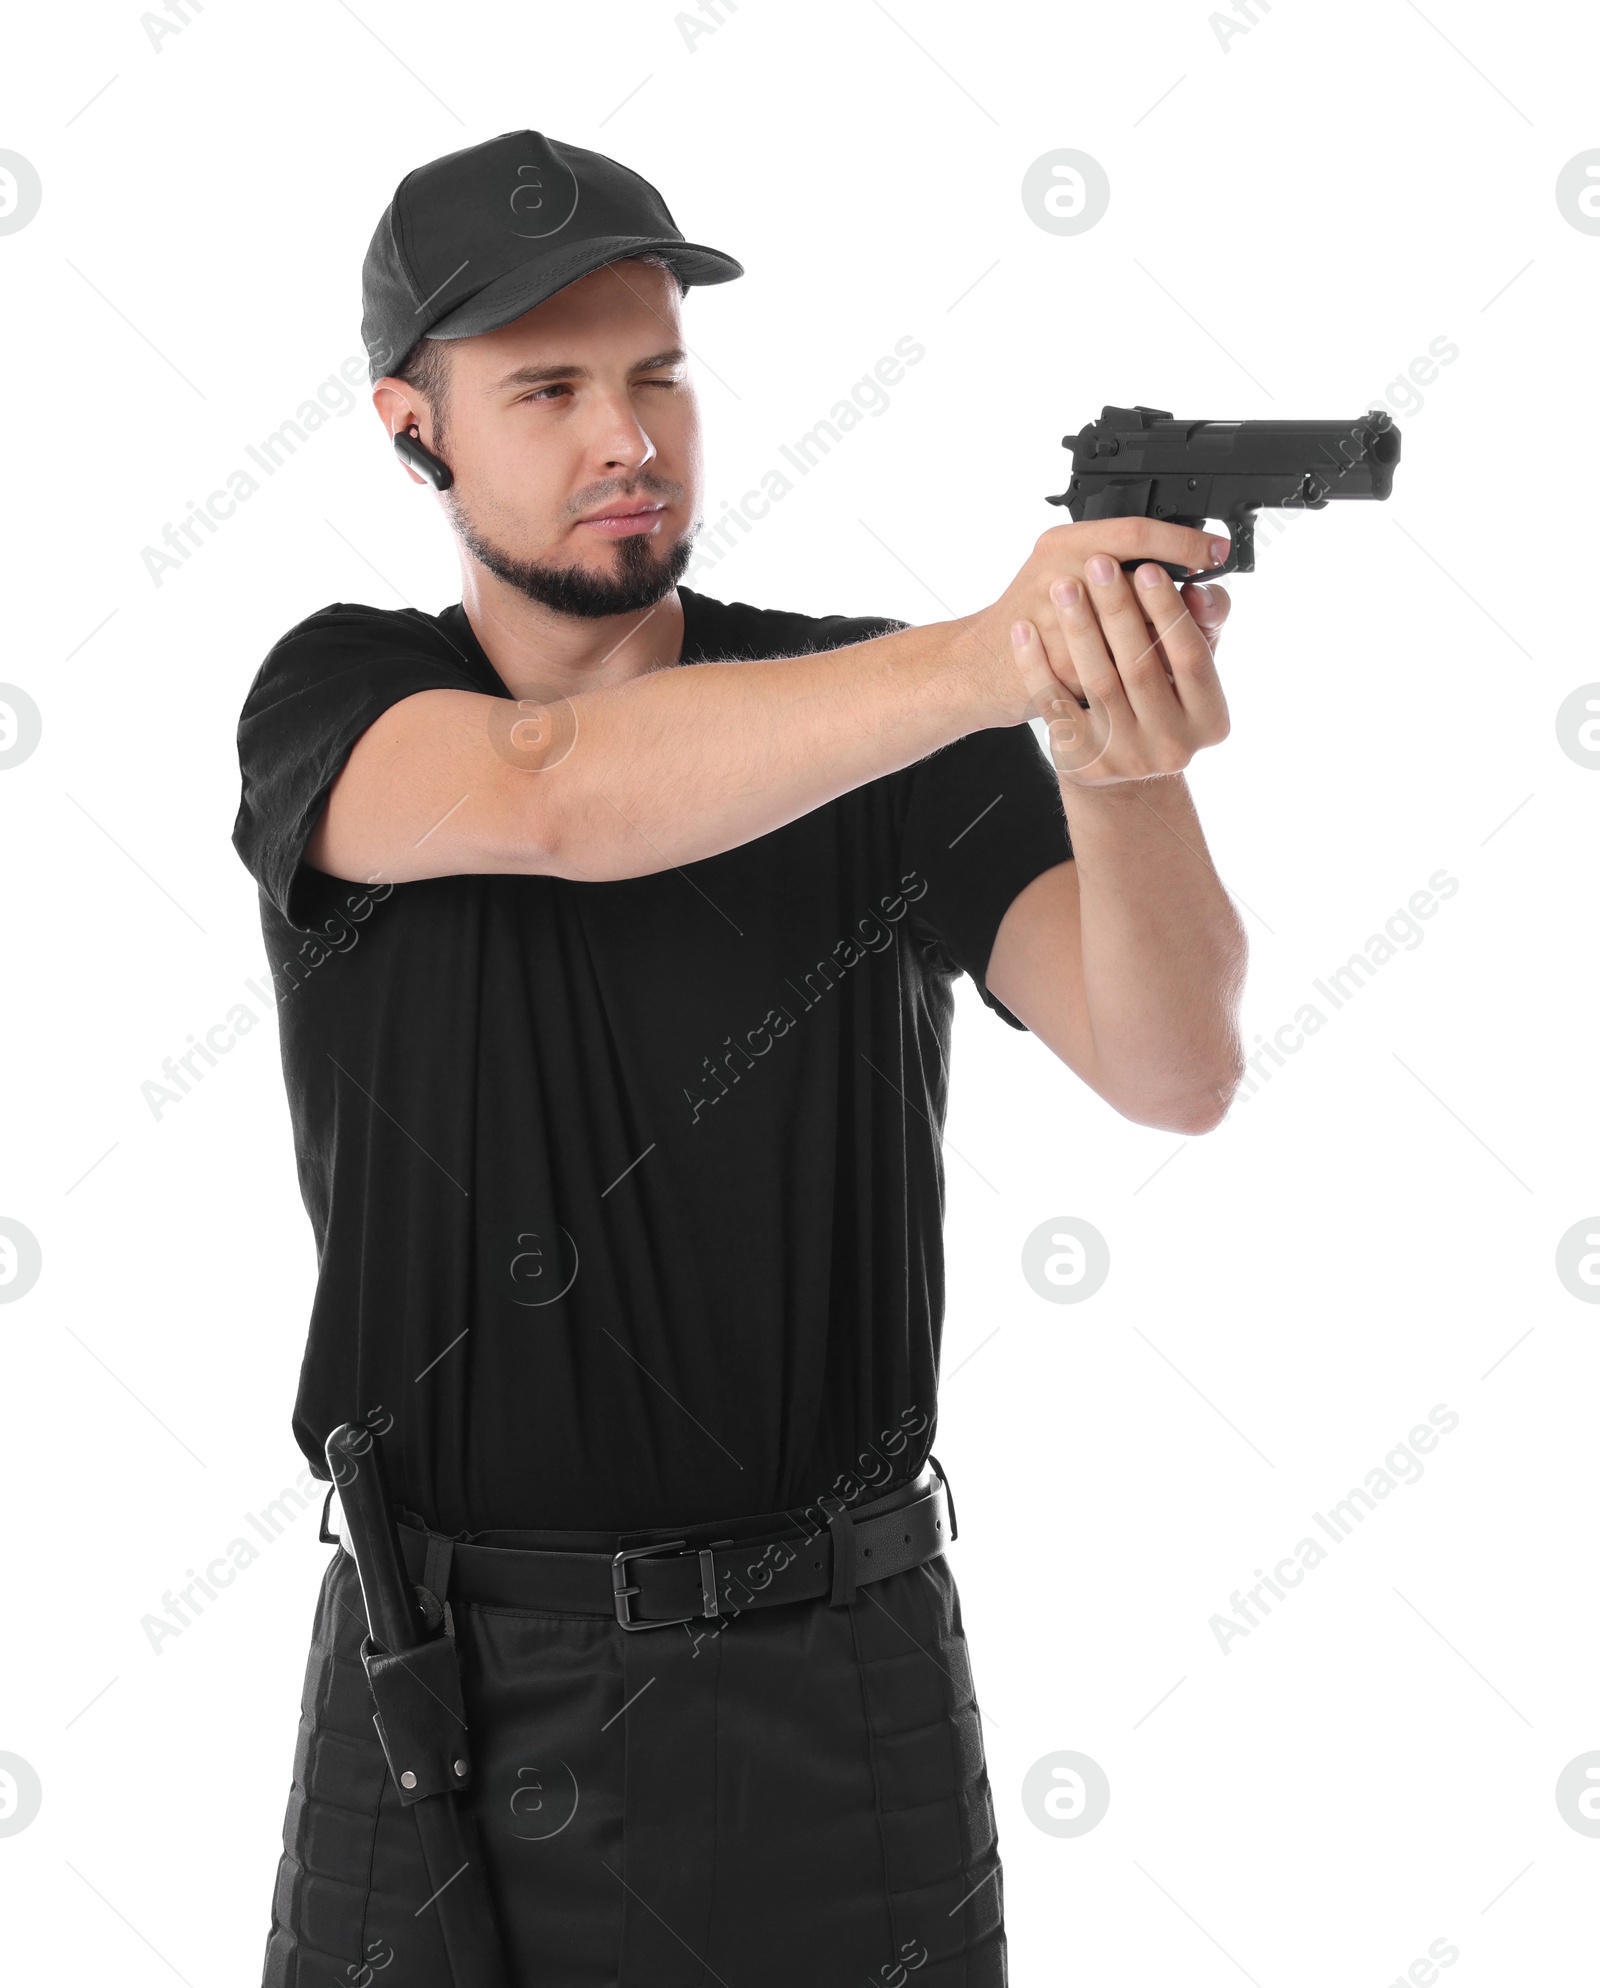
{"left": 2, "top": 1, "right": 1597, "bottom": 1981}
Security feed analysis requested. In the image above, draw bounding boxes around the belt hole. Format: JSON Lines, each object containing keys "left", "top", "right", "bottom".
{"left": 904, "top": 1532, "right": 910, "bottom": 1543}
{"left": 863, "top": 1547, "right": 871, "bottom": 1558}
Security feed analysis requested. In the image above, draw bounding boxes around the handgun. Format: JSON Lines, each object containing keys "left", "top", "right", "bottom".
{"left": 1047, "top": 404, "right": 1401, "bottom": 582}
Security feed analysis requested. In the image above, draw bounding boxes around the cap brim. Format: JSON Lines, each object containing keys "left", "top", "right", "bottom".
{"left": 427, "top": 235, "right": 744, "bottom": 343}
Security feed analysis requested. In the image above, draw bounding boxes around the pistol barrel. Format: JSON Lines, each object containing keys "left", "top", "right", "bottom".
{"left": 1047, "top": 403, "right": 1402, "bottom": 577}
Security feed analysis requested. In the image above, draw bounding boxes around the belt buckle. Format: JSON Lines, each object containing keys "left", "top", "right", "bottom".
{"left": 611, "top": 1538, "right": 697, "bottom": 1632}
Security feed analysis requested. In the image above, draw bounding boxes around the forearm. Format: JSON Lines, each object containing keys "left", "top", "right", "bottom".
{"left": 312, "top": 519, "right": 1226, "bottom": 890}
{"left": 1064, "top": 774, "right": 1247, "bottom": 1123}
{"left": 538, "top": 611, "right": 1007, "bottom": 880}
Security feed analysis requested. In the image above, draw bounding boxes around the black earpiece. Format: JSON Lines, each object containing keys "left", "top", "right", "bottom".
{"left": 393, "top": 423, "right": 453, "bottom": 491}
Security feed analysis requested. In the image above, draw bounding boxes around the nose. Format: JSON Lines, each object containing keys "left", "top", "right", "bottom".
{"left": 601, "top": 412, "right": 658, "bottom": 475}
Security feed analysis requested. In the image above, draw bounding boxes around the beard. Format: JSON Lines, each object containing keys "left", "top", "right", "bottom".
{"left": 445, "top": 489, "right": 698, "bottom": 618}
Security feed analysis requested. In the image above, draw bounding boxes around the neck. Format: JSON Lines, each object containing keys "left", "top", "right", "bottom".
{"left": 457, "top": 557, "right": 686, "bottom": 698}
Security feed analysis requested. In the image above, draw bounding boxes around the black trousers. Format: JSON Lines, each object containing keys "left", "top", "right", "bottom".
{"left": 261, "top": 1476, "right": 1007, "bottom": 1985}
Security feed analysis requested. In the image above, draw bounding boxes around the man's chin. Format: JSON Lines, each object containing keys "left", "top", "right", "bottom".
{"left": 450, "top": 506, "right": 696, "bottom": 619}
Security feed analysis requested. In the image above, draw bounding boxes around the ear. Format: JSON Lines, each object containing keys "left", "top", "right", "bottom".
{"left": 373, "top": 380, "right": 432, "bottom": 484}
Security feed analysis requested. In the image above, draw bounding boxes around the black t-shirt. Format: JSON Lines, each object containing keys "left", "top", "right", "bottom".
{"left": 232, "top": 587, "right": 1072, "bottom": 1534}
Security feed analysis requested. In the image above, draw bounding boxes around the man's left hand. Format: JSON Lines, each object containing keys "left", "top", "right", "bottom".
{"left": 1009, "top": 556, "right": 1232, "bottom": 785}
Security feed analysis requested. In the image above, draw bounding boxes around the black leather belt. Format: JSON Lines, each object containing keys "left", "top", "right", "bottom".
{"left": 376, "top": 1457, "right": 959, "bottom": 1631}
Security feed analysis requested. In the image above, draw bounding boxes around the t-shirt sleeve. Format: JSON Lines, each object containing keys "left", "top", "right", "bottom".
{"left": 232, "top": 603, "right": 487, "bottom": 929}
{"left": 899, "top": 723, "right": 1073, "bottom": 1030}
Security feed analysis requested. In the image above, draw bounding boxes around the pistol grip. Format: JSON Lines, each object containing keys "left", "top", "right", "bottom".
{"left": 1119, "top": 557, "right": 1215, "bottom": 584}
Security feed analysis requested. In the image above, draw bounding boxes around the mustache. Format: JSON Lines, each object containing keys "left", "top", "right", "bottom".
{"left": 569, "top": 476, "right": 680, "bottom": 517}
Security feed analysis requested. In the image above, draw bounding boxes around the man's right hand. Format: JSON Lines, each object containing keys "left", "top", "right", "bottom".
{"left": 961, "top": 518, "right": 1231, "bottom": 725}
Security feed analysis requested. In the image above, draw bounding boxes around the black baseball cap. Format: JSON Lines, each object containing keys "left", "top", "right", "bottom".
{"left": 360, "top": 129, "right": 744, "bottom": 384}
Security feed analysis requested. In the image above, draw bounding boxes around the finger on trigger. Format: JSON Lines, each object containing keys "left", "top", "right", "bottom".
{"left": 1174, "top": 527, "right": 1229, "bottom": 575}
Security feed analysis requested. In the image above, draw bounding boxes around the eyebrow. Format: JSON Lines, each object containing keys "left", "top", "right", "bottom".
{"left": 492, "top": 348, "right": 688, "bottom": 391}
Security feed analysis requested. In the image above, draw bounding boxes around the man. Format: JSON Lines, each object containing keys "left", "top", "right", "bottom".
{"left": 234, "top": 130, "right": 1244, "bottom": 1987}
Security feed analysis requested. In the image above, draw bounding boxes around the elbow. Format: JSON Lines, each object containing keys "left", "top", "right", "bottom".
{"left": 505, "top": 772, "right": 653, "bottom": 883}
{"left": 1154, "top": 1091, "right": 1232, "bottom": 1136}
{"left": 1116, "top": 1058, "right": 1246, "bottom": 1137}
{"left": 1118, "top": 1098, "right": 1223, "bottom": 1137}
{"left": 487, "top": 775, "right": 568, "bottom": 877}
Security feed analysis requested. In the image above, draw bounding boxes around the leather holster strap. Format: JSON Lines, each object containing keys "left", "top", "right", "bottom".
{"left": 361, "top": 1630, "right": 471, "bottom": 1806}
{"left": 391, "top": 1462, "right": 955, "bottom": 1626}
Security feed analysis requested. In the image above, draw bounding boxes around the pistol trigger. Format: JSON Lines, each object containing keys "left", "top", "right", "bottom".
{"left": 1178, "top": 519, "right": 1253, "bottom": 585}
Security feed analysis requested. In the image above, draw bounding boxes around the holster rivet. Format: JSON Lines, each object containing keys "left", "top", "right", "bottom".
{"left": 400, "top": 1770, "right": 418, "bottom": 1790}
{"left": 453, "top": 1759, "right": 468, "bottom": 1778}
